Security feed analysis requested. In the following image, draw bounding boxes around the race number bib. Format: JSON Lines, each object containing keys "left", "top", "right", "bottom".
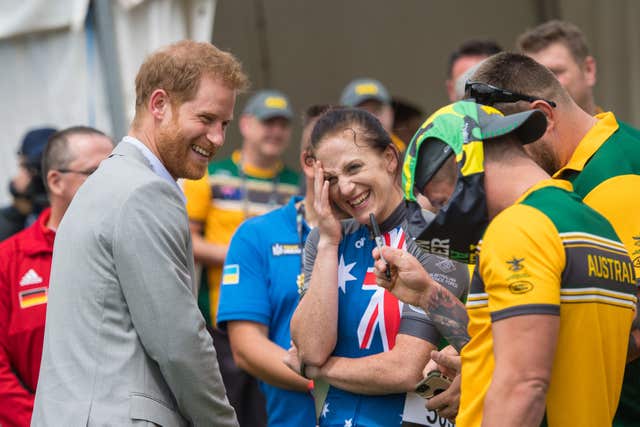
{"left": 403, "top": 392, "right": 455, "bottom": 427}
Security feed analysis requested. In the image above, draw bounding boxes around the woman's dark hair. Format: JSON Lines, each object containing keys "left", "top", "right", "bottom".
{"left": 310, "top": 108, "right": 399, "bottom": 169}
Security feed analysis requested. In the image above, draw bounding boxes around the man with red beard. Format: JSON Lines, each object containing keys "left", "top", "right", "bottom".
{"left": 32, "top": 40, "right": 247, "bottom": 426}
{"left": 183, "top": 89, "right": 299, "bottom": 426}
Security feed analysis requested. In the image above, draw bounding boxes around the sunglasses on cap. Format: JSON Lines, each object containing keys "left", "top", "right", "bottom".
{"left": 465, "top": 81, "right": 557, "bottom": 108}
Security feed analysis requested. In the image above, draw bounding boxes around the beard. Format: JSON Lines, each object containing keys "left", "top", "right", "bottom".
{"left": 156, "top": 120, "right": 210, "bottom": 180}
{"left": 525, "top": 140, "right": 560, "bottom": 176}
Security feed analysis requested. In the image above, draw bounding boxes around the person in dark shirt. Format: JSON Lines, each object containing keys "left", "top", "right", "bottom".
{"left": 0, "top": 127, "right": 56, "bottom": 242}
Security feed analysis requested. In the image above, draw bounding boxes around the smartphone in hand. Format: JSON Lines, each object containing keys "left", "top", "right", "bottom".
{"left": 415, "top": 370, "right": 453, "bottom": 399}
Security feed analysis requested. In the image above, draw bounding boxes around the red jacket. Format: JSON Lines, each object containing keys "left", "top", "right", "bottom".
{"left": 0, "top": 209, "right": 54, "bottom": 427}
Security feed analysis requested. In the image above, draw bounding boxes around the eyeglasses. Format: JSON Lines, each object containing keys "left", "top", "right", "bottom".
{"left": 465, "top": 81, "right": 557, "bottom": 108}
{"left": 56, "top": 167, "right": 97, "bottom": 176}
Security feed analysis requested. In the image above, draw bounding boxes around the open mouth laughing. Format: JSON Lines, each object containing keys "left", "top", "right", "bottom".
{"left": 191, "top": 144, "right": 212, "bottom": 159}
{"left": 348, "top": 190, "right": 370, "bottom": 209}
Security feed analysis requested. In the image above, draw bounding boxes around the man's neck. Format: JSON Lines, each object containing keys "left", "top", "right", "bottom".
{"left": 485, "top": 158, "right": 550, "bottom": 219}
{"left": 582, "top": 95, "right": 598, "bottom": 117}
{"left": 556, "top": 104, "right": 598, "bottom": 168}
{"left": 46, "top": 204, "right": 64, "bottom": 231}
{"left": 129, "top": 128, "right": 162, "bottom": 161}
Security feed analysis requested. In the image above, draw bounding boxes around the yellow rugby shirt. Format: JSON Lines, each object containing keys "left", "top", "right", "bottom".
{"left": 554, "top": 112, "right": 640, "bottom": 281}
{"left": 554, "top": 113, "right": 640, "bottom": 426}
{"left": 458, "top": 179, "right": 636, "bottom": 427}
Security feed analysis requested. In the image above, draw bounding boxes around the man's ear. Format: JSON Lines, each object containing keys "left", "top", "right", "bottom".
{"left": 383, "top": 145, "right": 399, "bottom": 175}
{"left": 530, "top": 99, "right": 556, "bottom": 134}
{"left": 148, "top": 89, "right": 170, "bottom": 121}
{"left": 300, "top": 150, "right": 315, "bottom": 178}
{"left": 583, "top": 55, "right": 597, "bottom": 88}
{"left": 46, "top": 170, "right": 63, "bottom": 197}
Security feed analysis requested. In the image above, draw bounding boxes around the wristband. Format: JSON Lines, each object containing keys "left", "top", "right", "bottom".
{"left": 307, "top": 379, "right": 315, "bottom": 391}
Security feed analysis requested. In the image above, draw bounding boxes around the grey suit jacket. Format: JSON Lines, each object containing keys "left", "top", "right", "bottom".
{"left": 32, "top": 141, "right": 238, "bottom": 427}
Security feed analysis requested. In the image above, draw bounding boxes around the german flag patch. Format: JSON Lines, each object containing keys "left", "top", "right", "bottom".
{"left": 19, "top": 287, "right": 48, "bottom": 309}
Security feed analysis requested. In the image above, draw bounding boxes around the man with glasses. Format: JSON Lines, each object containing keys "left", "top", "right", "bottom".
{"left": 0, "top": 126, "right": 112, "bottom": 426}
{"left": 467, "top": 52, "right": 640, "bottom": 426}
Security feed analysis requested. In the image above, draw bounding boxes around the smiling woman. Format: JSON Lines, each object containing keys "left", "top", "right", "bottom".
{"left": 311, "top": 108, "right": 403, "bottom": 226}
{"left": 289, "top": 108, "right": 469, "bottom": 427}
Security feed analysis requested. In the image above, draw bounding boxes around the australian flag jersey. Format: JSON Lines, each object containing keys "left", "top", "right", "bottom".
{"left": 303, "top": 203, "right": 429, "bottom": 427}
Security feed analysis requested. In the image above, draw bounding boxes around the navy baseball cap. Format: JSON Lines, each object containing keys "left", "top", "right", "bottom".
{"left": 18, "top": 127, "right": 57, "bottom": 169}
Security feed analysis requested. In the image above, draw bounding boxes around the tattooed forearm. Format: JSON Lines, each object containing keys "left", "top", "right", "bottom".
{"left": 424, "top": 284, "right": 470, "bottom": 353}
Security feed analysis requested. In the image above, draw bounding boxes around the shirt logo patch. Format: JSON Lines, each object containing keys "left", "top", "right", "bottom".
{"left": 506, "top": 257, "right": 525, "bottom": 272}
{"left": 19, "top": 268, "right": 43, "bottom": 286}
{"left": 508, "top": 281, "right": 534, "bottom": 294}
{"left": 19, "top": 287, "right": 48, "bottom": 308}
{"left": 271, "top": 243, "right": 302, "bottom": 256}
{"left": 222, "top": 264, "right": 240, "bottom": 285}
{"left": 632, "top": 235, "right": 640, "bottom": 268}
{"left": 435, "top": 258, "right": 456, "bottom": 273}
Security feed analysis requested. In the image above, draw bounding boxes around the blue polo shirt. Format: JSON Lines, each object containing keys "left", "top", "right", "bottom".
{"left": 217, "top": 196, "right": 316, "bottom": 427}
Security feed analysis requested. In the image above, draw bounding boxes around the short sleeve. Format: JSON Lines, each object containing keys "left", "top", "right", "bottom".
{"left": 183, "top": 174, "right": 211, "bottom": 223}
{"left": 216, "top": 220, "right": 271, "bottom": 329}
{"left": 479, "top": 204, "right": 565, "bottom": 323}
{"left": 301, "top": 228, "right": 320, "bottom": 293}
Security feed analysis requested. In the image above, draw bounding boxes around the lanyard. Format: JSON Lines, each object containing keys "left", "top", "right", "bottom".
{"left": 296, "top": 201, "right": 306, "bottom": 296}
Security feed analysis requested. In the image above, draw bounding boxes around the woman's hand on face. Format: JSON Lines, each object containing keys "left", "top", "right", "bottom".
{"left": 314, "top": 160, "right": 342, "bottom": 245}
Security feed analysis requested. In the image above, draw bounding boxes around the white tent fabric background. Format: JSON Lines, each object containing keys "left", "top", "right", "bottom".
{"left": 0, "top": 0, "right": 109, "bottom": 206}
{"left": 0, "top": 0, "right": 216, "bottom": 205}
{"left": 0, "top": 0, "right": 88, "bottom": 39}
